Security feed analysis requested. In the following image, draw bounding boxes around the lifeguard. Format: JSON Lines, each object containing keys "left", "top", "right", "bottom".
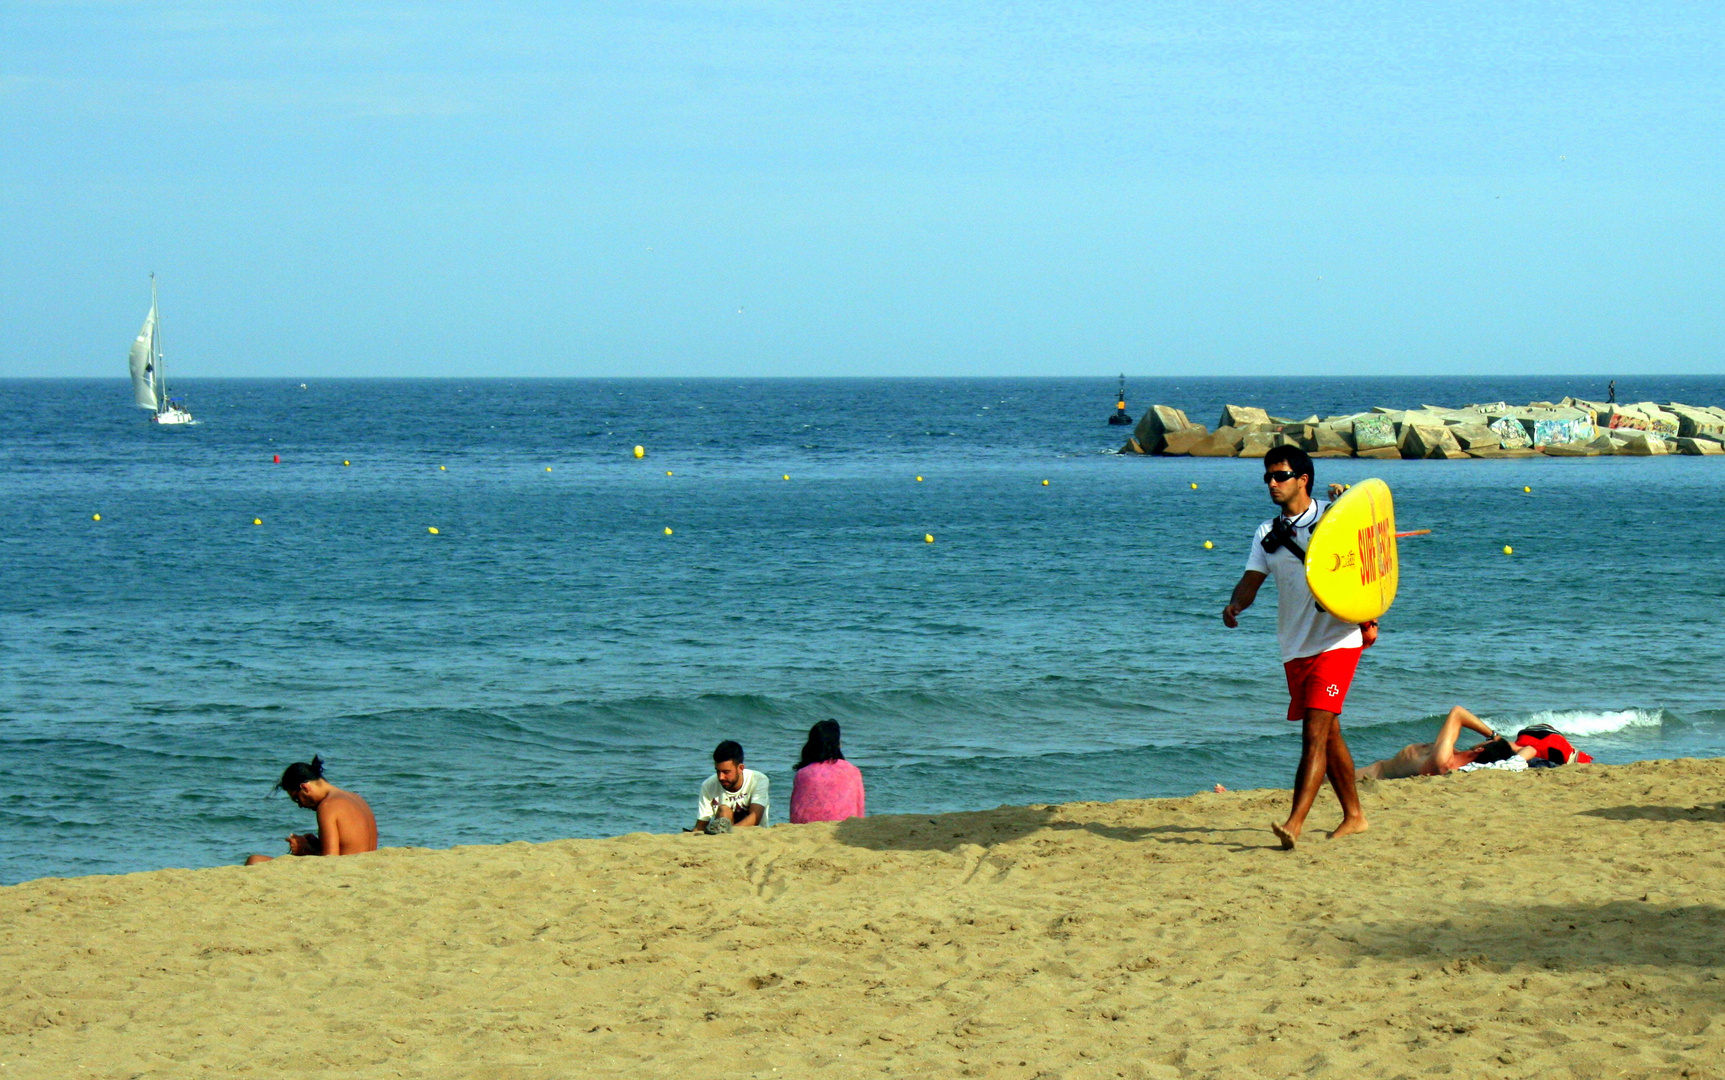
{"left": 1222, "top": 446, "right": 1377, "bottom": 850}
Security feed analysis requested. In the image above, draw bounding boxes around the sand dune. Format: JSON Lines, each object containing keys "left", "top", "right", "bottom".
{"left": 4, "top": 758, "right": 1724, "bottom": 1078}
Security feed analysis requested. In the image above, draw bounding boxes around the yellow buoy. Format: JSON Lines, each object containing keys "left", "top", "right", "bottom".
{"left": 253, "top": 518, "right": 262, "bottom": 526}
{"left": 1523, "top": 486, "right": 1531, "bottom": 493}
{"left": 343, "top": 460, "right": 350, "bottom": 466}
{"left": 783, "top": 474, "right": 790, "bottom": 480}
{"left": 1503, "top": 545, "right": 1514, "bottom": 555}
{"left": 440, "top": 465, "right": 446, "bottom": 471}
{"left": 1190, "top": 482, "right": 1199, "bottom": 490}
{"left": 428, "top": 526, "right": 439, "bottom": 535}
{"left": 664, "top": 527, "right": 673, "bottom": 536}
{"left": 546, "top": 467, "right": 552, "bottom": 472}
{"left": 634, "top": 445, "right": 645, "bottom": 459}
{"left": 924, "top": 534, "right": 934, "bottom": 543}
{"left": 92, "top": 513, "right": 101, "bottom": 521}
{"left": 1203, "top": 540, "right": 1213, "bottom": 549}
{"left": 1041, "top": 479, "right": 1049, "bottom": 486}
{"left": 916, "top": 476, "right": 923, "bottom": 482}
{"left": 666, "top": 471, "right": 673, "bottom": 476}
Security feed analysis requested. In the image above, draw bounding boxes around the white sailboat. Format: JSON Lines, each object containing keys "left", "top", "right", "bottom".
{"left": 128, "top": 274, "right": 196, "bottom": 425}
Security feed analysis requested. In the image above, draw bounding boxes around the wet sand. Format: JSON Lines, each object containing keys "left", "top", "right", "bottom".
{"left": 3, "top": 758, "right": 1723, "bottom": 1078}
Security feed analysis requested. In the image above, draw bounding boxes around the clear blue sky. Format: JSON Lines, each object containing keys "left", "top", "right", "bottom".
{"left": 2, "top": 2, "right": 1720, "bottom": 377}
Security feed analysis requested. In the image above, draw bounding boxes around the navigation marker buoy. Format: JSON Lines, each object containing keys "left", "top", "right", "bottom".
{"left": 634, "top": 446, "right": 645, "bottom": 459}
{"left": 428, "top": 527, "right": 439, "bottom": 535}
{"left": 916, "top": 476, "right": 923, "bottom": 482}
{"left": 924, "top": 534, "right": 934, "bottom": 543}
{"left": 1523, "top": 486, "right": 1531, "bottom": 493}
{"left": 92, "top": 513, "right": 101, "bottom": 521}
{"left": 664, "top": 527, "right": 673, "bottom": 536}
{"left": 1041, "top": 479, "right": 1049, "bottom": 486}
{"left": 1190, "top": 482, "right": 1199, "bottom": 490}
{"left": 1203, "top": 540, "right": 1213, "bottom": 549}
{"left": 272, "top": 455, "right": 280, "bottom": 463}
{"left": 546, "top": 467, "right": 552, "bottom": 472}
{"left": 1503, "top": 545, "right": 1514, "bottom": 555}
{"left": 253, "top": 518, "right": 262, "bottom": 526}
{"left": 343, "top": 460, "right": 350, "bottom": 466}
{"left": 666, "top": 471, "right": 673, "bottom": 476}
{"left": 783, "top": 475, "right": 790, "bottom": 480}
{"left": 440, "top": 465, "right": 446, "bottom": 471}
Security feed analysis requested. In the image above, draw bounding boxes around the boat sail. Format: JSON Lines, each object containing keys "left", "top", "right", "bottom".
{"left": 128, "top": 274, "right": 195, "bottom": 425}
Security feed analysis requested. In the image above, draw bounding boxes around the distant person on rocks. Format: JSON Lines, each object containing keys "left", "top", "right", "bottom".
{"left": 1357, "top": 708, "right": 1594, "bottom": 779}
{"left": 789, "top": 720, "right": 866, "bottom": 824}
{"left": 693, "top": 740, "right": 770, "bottom": 834}
{"left": 245, "top": 756, "right": 378, "bottom": 865}
{"left": 1222, "top": 446, "right": 1378, "bottom": 850}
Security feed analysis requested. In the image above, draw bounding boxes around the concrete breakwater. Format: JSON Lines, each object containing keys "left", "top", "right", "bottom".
{"left": 1121, "top": 397, "right": 1725, "bottom": 459}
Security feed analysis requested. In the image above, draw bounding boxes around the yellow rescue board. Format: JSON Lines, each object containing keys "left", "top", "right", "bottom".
{"left": 1304, "top": 478, "right": 1399, "bottom": 623}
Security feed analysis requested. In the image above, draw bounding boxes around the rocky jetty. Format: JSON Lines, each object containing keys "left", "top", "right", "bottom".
{"left": 1119, "top": 398, "right": 1725, "bottom": 458}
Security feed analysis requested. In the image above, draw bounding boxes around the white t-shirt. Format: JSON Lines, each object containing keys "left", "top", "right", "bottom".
{"left": 1245, "top": 500, "right": 1364, "bottom": 662}
{"left": 698, "top": 769, "right": 771, "bottom": 826}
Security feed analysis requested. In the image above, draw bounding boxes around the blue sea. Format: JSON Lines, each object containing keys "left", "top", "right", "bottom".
{"left": 4, "top": 376, "right": 1724, "bottom": 884}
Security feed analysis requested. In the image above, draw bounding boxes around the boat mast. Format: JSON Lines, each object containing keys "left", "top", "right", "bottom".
{"left": 151, "top": 273, "right": 166, "bottom": 415}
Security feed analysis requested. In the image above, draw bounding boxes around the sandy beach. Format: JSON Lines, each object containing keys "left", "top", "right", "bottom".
{"left": 3, "top": 758, "right": 1723, "bottom": 1079}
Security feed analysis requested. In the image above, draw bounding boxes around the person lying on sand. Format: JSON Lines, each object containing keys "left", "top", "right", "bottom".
{"left": 245, "top": 756, "right": 378, "bottom": 865}
{"left": 691, "top": 740, "right": 770, "bottom": 834}
{"left": 1356, "top": 707, "right": 1537, "bottom": 780}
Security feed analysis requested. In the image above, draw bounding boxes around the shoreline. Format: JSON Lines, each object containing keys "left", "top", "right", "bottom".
{"left": 5, "top": 757, "right": 1723, "bottom": 1077}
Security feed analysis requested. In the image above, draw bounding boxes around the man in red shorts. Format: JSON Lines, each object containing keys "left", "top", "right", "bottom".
{"left": 1222, "top": 446, "right": 1377, "bottom": 849}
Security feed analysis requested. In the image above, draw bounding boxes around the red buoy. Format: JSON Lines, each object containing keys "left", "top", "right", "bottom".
{"left": 272, "top": 454, "right": 280, "bottom": 463}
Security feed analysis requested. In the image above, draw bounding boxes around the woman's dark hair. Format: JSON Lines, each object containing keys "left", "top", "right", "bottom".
{"left": 277, "top": 755, "right": 325, "bottom": 793}
{"left": 796, "top": 720, "right": 844, "bottom": 771}
{"left": 1471, "top": 738, "right": 1515, "bottom": 765}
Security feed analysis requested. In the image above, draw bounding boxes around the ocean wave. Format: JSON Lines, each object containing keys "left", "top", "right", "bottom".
{"left": 1492, "top": 708, "right": 1666, "bottom": 738}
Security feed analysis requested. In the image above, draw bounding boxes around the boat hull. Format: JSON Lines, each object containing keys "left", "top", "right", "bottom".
{"left": 151, "top": 408, "right": 197, "bottom": 426}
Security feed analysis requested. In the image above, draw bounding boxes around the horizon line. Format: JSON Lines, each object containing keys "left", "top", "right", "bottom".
{"left": 3, "top": 373, "right": 1708, "bottom": 383}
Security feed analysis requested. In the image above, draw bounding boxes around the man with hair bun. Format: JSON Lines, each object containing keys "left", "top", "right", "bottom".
{"left": 1222, "top": 446, "right": 1377, "bottom": 850}
{"left": 244, "top": 756, "right": 378, "bottom": 865}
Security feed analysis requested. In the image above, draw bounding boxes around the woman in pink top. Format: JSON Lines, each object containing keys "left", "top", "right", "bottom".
{"left": 789, "top": 720, "right": 866, "bottom": 824}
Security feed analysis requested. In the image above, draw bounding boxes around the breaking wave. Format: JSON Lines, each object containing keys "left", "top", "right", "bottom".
{"left": 1494, "top": 708, "right": 1666, "bottom": 738}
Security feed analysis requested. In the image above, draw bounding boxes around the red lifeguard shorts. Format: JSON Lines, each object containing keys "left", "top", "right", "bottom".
{"left": 1282, "top": 646, "right": 1362, "bottom": 721}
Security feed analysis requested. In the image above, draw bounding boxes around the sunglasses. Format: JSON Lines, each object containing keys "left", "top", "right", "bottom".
{"left": 1262, "top": 469, "right": 1301, "bottom": 483}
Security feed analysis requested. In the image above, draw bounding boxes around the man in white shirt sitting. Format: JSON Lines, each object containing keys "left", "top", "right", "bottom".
{"left": 1222, "top": 446, "right": 1376, "bottom": 850}
{"left": 693, "top": 740, "right": 770, "bottom": 834}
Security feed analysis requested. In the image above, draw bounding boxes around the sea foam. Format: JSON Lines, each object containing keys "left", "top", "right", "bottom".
{"left": 1503, "top": 708, "right": 1665, "bottom": 738}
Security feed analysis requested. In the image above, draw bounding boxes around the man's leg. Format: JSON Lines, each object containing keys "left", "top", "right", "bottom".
{"left": 1274, "top": 710, "right": 1336, "bottom": 849}
{"left": 1322, "top": 715, "right": 1369, "bottom": 838}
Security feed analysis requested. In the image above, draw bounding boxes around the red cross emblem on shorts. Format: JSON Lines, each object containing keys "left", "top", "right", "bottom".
{"left": 1324, "top": 683, "right": 1340, "bottom": 697}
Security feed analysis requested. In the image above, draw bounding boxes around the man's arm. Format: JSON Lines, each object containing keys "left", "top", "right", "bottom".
{"left": 1222, "top": 571, "right": 1267, "bottom": 628}
{"left": 733, "top": 803, "right": 765, "bottom": 828}
{"left": 693, "top": 782, "right": 716, "bottom": 832}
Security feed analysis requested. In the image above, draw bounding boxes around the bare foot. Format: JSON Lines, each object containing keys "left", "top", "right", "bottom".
{"left": 1327, "top": 817, "right": 1370, "bottom": 840}
{"left": 1213, "top": 783, "right": 1228, "bottom": 793}
{"left": 244, "top": 854, "right": 274, "bottom": 866}
{"left": 1271, "top": 822, "right": 1297, "bottom": 850}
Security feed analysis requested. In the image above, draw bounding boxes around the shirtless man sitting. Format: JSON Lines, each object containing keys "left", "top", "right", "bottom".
{"left": 245, "top": 756, "right": 378, "bottom": 864}
{"left": 1356, "top": 706, "right": 1538, "bottom": 780}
